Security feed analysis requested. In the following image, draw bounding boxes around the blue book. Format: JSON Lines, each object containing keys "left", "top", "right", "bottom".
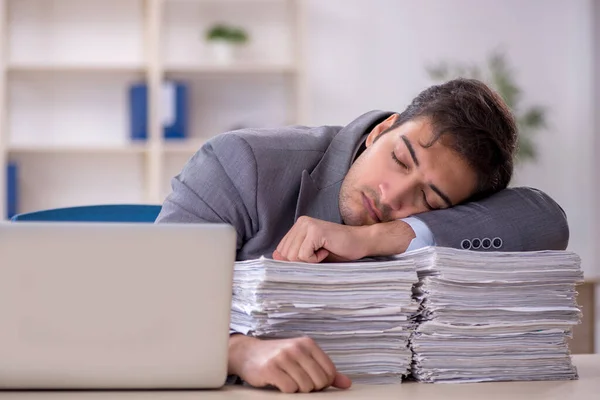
{"left": 129, "top": 83, "right": 148, "bottom": 140}
{"left": 128, "top": 81, "right": 188, "bottom": 141}
{"left": 6, "top": 162, "right": 18, "bottom": 219}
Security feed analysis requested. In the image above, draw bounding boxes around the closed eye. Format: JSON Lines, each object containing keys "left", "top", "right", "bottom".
{"left": 422, "top": 191, "right": 435, "bottom": 211}
{"left": 391, "top": 152, "right": 408, "bottom": 170}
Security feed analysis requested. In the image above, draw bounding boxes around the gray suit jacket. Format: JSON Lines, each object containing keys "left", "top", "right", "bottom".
{"left": 155, "top": 110, "right": 569, "bottom": 261}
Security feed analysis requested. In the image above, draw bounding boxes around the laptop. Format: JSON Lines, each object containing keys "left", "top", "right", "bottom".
{"left": 0, "top": 222, "right": 236, "bottom": 389}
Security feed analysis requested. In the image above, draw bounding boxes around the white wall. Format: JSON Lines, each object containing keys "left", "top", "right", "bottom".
{"left": 303, "top": 0, "right": 598, "bottom": 349}
{"left": 593, "top": 0, "right": 600, "bottom": 353}
{"left": 595, "top": 0, "right": 600, "bottom": 259}
{"left": 594, "top": 0, "right": 600, "bottom": 268}
{"left": 304, "top": 0, "right": 596, "bottom": 275}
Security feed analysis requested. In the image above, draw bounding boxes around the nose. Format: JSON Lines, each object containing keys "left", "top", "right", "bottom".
{"left": 379, "top": 175, "right": 419, "bottom": 212}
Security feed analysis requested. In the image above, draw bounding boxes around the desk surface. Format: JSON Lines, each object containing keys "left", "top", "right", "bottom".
{"left": 1, "top": 354, "right": 598, "bottom": 400}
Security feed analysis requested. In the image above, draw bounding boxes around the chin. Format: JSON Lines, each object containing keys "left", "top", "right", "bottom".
{"left": 340, "top": 211, "right": 360, "bottom": 226}
{"left": 344, "top": 212, "right": 373, "bottom": 227}
{"left": 340, "top": 196, "right": 370, "bottom": 226}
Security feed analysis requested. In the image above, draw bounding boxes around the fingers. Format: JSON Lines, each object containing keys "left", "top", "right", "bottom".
{"left": 324, "top": 251, "right": 352, "bottom": 263}
{"left": 275, "top": 216, "right": 328, "bottom": 263}
{"left": 314, "top": 248, "right": 330, "bottom": 263}
{"left": 276, "top": 229, "right": 317, "bottom": 263}
{"left": 274, "top": 337, "right": 338, "bottom": 393}
{"left": 291, "top": 337, "right": 338, "bottom": 391}
{"left": 301, "top": 337, "right": 352, "bottom": 390}
{"left": 240, "top": 336, "right": 350, "bottom": 394}
{"left": 294, "top": 350, "right": 331, "bottom": 390}
{"left": 275, "top": 241, "right": 327, "bottom": 263}
{"left": 286, "top": 229, "right": 306, "bottom": 262}
{"left": 275, "top": 231, "right": 292, "bottom": 261}
{"left": 307, "top": 340, "right": 337, "bottom": 384}
{"left": 332, "top": 372, "right": 353, "bottom": 389}
{"left": 298, "top": 242, "right": 328, "bottom": 263}
{"left": 280, "top": 359, "right": 315, "bottom": 393}
{"left": 275, "top": 223, "right": 305, "bottom": 262}
{"left": 272, "top": 249, "right": 285, "bottom": 261}
{"left": 265, "top": 366, "right": 299, "bottom": 394}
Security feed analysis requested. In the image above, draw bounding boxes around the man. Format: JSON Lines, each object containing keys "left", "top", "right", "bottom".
{"left": 156, "top": 78, "right": 569, "bottom": 393}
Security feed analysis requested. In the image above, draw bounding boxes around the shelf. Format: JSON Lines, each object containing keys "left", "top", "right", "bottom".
{"left": 165, "top": 0, "right": 289, "bottom": 3}
{"left": 0, "top": 0, "right": 303, "bottom": 214}
{"left": 8, "top": 141, "right": 209, "bottom": 156}
{"left": 7, "top": 63, "right": 295, "bottom": 76}
{"left": 165, "top": 63, "right": 297, "bottom": 75}
{"left": 8, "top": 144, "right": 149, "bottom": 155}
{"left": 162, "top": 139, "right": 207, "bottom": 155}
{"left": 7, "top": 63, "right": 146, "bottom": 74}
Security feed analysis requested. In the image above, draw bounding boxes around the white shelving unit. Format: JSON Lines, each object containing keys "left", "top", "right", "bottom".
{"left": 0, "top": 0, "right": 306, "bottom": 218}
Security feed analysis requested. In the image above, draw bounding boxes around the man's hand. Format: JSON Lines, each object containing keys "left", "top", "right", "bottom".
{"left": 228, "top": 334, "right": 352, "bottom": 393}
{"left": 274, "top": 216, "right": 367, "bottom": 263}
{"left": 273, "top": 216, "right": 416, "bottom": 263}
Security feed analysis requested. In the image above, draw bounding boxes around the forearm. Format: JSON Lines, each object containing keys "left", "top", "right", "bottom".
{"left": 414, "top": 187, "right": 569, "bottom": 251}
{"left": 362, "top": 220, "right": 416, "bottom": 257}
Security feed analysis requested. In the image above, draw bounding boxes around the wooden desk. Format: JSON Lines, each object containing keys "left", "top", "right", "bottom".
{"left": 0, "top": 354, "right": 598, "bottom": 400}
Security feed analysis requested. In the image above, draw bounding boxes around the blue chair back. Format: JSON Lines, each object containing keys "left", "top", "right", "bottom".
{"left": 10, "top": 204, "right": 162, "bottom": 223}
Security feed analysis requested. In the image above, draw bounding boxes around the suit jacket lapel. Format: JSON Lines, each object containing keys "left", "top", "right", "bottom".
{"left": 294, "top": 110, "right": 394, "bottom": 224}
{"left": 295, "top": 171, "right": 344, "bottom": 223}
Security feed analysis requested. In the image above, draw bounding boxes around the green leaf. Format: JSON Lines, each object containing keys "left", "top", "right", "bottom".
{"left": 205, "top": 24, "right": 249, "bottom": 43}
{"left": 454, "top": 65, "right": 469, "bottom": 77}
{"left": 518, "top": 106, "right": 546, "bottom": 130}
{"left": 515, "top": 134, "right": 536, "bottom": 162}
{"left": 467, "top": 65, "right": 483, "bottom": 81}
{"left": 487, "top": 51, "right": 521, "bottom": 109}
{"left": 426, "top": 63, "right": 450, "bottom": 81}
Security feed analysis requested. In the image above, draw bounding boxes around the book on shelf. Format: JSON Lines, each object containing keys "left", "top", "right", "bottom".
{"left": 128, "top": 81, "right": 189, "bottom": 141}
{"left": 6, "top": 162, "right": 18, "bottom": 219}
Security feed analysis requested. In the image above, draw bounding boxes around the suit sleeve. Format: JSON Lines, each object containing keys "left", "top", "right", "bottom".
{"left": 411, "top": 187, "right": 569, "bottom": 252}
{"left": 156, "top": 133, "right": 259, "bottom": 342}
{"left": 155, "top": 133, "right": 258, "bottom": 252}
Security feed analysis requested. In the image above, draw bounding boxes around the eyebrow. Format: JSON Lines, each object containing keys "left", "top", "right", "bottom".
{"left": 400, "top": 135, "right": 453, "bottom": 208}
{"left": 430, "top": 184, "right": 453, "bottom": 208}
{"left": 401, "top": 135, "right": 419, "bottom": 166}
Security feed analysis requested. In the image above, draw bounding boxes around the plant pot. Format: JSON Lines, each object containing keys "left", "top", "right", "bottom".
{"left": 208, "top": 40, "right": 236, "bottom": 65}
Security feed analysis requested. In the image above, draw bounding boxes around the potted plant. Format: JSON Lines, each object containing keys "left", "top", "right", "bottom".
{"left": 205, "top": 23, "right": 249, "bottom": 65}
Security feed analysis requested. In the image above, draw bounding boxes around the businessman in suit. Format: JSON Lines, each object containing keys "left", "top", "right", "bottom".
{"left": 156, "top": 78, "right": 569, "bottom": 393}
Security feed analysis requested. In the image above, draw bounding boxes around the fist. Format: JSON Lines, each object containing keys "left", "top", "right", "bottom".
{"left": 229, "top": 335, "right": 352, "bottom": 393}
{"left": 274, "top": 216, "right": 368, "bottom": 263}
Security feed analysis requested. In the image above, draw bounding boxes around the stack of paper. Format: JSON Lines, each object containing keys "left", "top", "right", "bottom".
{"left": 231, "top": 257, "right": 420, "bottom": 384}
{"left": 407, "top": 247, "right": 584, "bottom": 383}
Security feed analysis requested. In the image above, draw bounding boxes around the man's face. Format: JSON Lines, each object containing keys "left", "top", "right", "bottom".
{"left": 339, "top": 116, "right": 478, "bottom": 226}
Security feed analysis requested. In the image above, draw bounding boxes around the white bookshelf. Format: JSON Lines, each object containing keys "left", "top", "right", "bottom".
{"left": 162, "top": 139, "right": 206, "bottom": 154}
{"left": 0, "top": 0, "right": 305, "bottom": 218}
{"left": 8, "top": 144, "right": 149, "bottom": 155}
{"left": 164, "top": 64, "right": 297, "bottom": 75}
{"left": 7, "top": 64, "right": 146, "bottom": 74}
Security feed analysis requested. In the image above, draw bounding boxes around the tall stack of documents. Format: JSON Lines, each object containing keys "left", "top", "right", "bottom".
{"left": 408, "top": 247, "right": 583, "bottom": 383}
{"left": 231, "top": 257, "right": 420, "bottom": 384}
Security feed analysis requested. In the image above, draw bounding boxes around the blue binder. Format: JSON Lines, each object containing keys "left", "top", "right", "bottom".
{"left": 6, "top": 162, "right": 18, "bottom": 219}
{"left": 128, "top": 81, "right": 188, "bottom": 141}
{"left": 129, "top": 83, "right": 148, "bottom": 141}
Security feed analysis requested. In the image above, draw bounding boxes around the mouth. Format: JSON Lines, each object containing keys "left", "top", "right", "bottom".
{"left": 362, "top": 193, "right": 382, "bottom": 223}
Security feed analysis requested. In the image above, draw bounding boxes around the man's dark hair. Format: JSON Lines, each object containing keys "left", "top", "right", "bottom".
{"left": 385, "top": 78, "right": 517, "bottom": 200}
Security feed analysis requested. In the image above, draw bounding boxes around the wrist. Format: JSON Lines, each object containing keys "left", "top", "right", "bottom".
{"left": 228, "top": 333, "right": 259, "bottom": 377}
{"left": 363, "top": 220, "right": 416, "bottom": 257}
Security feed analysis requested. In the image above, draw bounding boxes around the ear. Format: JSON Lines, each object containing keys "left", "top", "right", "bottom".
{"left": 366, "top": 113, "right": 400, "bottom": 147}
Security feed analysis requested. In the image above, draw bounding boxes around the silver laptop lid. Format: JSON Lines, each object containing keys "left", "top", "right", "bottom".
{"left": 0, "top": 222, "right": 236, "bottom": 389}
